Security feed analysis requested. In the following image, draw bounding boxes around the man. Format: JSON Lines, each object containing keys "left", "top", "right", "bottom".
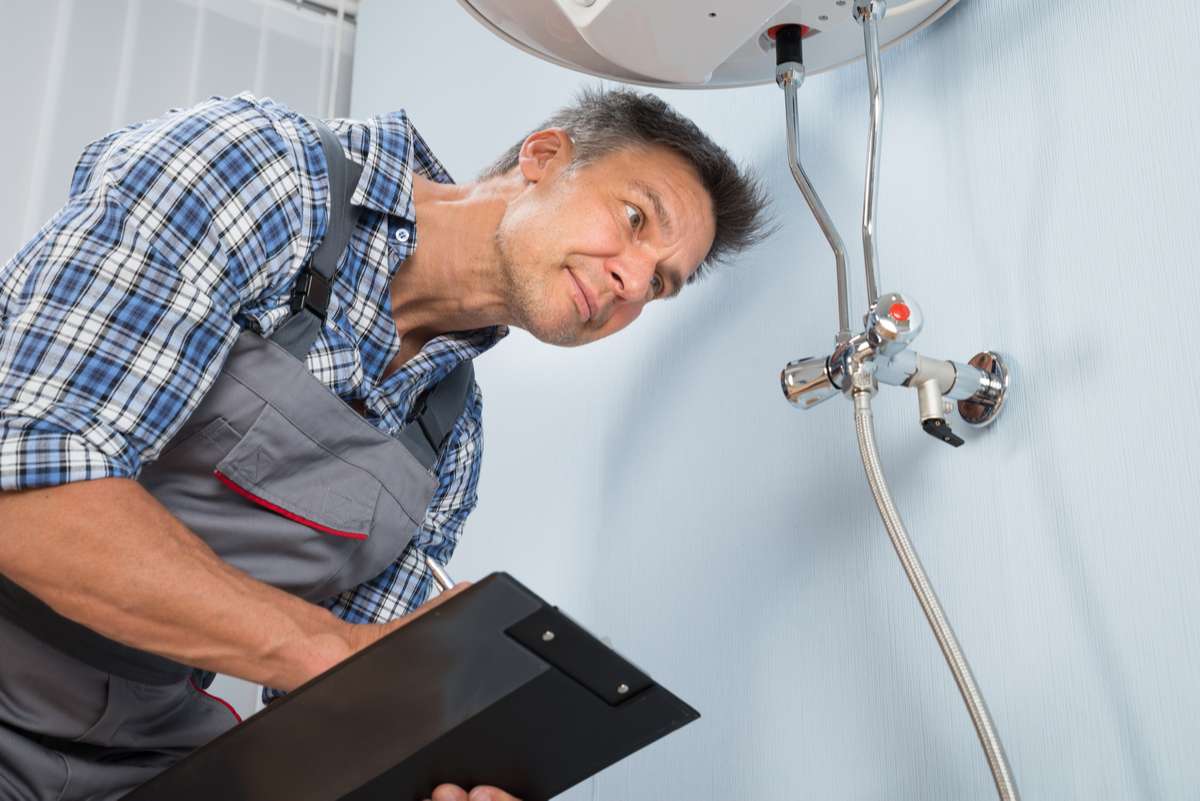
{"left": 0, "top": 88, "right": 769, "bottom": 800}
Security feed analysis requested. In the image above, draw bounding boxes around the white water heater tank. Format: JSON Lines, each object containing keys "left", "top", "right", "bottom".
{"left": 456, "top": 0, "right": 960, "bottom": 88}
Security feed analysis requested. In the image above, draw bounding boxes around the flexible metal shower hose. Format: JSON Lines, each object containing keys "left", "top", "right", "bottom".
{"left": 852, "top": 391, "right": 1020, "bottom": 801}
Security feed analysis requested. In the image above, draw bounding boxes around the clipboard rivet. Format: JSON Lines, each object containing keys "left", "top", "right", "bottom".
{"left": 542, "top": 630, "right": 556, "bottom": 642}
{"left": 617, "top": 684, "right": 630, "bottom": 695}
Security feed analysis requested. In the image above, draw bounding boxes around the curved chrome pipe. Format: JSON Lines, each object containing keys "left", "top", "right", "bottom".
{"left": 856, "top": 2, "right": 885, "bottom": 305}
{"left": 779, "top": 67, "right": 852, "bottom": 343}
{"left": 852, "top": 388, "right": 1021, "bottom": 801}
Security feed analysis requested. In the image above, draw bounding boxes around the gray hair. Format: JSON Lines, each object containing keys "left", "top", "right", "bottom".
{"left": 480, "top": 87, "right": 773, "bottom": 279}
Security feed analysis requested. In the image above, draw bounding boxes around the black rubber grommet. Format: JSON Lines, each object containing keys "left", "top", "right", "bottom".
{"left": 775, "top": 24, "right": 804, "bottom": 66}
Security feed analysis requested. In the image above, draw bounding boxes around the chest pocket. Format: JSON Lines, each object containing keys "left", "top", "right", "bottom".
{"left": 140, "top": 365, "right": 439, "bottom": 604}
{"left": 215, "top": 405, "right": 381, "bottom": 541}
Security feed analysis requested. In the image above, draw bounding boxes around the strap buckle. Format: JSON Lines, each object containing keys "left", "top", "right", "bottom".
{"left": 289, "top": 267, "right": 333, "bottom": 320}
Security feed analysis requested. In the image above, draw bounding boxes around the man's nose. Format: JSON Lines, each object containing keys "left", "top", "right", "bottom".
{"left": 605, "top": 248, "right": 656, "bottom": 302}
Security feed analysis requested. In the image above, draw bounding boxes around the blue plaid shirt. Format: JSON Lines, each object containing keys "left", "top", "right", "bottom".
{"left": 0, "top": 94, "right": 506, "bottom": 639}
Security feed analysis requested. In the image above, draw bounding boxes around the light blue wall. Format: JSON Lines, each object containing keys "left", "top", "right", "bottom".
{"left": 353, "top": 2, "right": 1200, "bottom": 798}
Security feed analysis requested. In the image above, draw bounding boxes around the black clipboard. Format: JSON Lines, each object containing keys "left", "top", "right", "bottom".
{"left": 123, "top": 573, "right": 700, "bottom": 801}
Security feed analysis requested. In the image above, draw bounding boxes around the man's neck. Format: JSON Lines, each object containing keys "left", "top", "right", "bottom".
{"left": 382, "top": 173, "right": 516, "bottom": 377}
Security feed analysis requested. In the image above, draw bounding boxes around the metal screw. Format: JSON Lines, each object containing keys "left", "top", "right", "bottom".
{"left": 542, "top": 630, "right": 555, "bottom": 642}
{"left": 617, "top": 684, "right": 630, "bottom": 695}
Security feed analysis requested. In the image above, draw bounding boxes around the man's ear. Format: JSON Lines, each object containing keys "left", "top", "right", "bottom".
{"left": 517, "top": 128, "right": 573, "bottom": 183}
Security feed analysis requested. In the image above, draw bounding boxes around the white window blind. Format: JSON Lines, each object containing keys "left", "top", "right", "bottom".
{"left": 0, "top": 0, "right": 357, "bottom": 261}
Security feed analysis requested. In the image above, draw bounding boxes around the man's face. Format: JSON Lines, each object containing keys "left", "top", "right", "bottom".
{"left": 494, "top": 134, "right": 717, "bottom": 346}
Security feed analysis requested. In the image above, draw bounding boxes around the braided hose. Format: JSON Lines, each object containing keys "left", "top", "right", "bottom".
{"left": 853, "top": 390, "right": 1020, "bottom": 800}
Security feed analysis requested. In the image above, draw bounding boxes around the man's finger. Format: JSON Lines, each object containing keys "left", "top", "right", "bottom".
{"left": 381, "top": 581, "right": 473, "bottom": 635}
{"left": 468, "top": 786, "right": 523, "bottom": 801}
{"left": 420, "top": 580, "right": 472, "bottom": 610}
{"left": 431, "top": 783, "right": 469, "bottom": 801}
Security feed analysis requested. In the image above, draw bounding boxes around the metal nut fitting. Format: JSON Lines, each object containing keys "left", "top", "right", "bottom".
{"left": 849, "top": 363, "right": 878, "bottom": 396}
{"left": 775, "top": 62, "right": 805, "bottom": 89}
{"left": 853, "top": 0, "right": 887, "bottom": 22}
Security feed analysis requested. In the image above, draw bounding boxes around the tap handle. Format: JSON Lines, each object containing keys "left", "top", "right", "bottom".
{"left": 922, "top": 418, "right": 964, "bottom": 447}
{"left": 781, "top": 356, "right": 840, "bottom": 409}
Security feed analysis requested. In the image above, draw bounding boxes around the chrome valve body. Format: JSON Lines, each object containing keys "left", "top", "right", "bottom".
{"left": 783, "top": 292, "right": 1010, "bottom": 443}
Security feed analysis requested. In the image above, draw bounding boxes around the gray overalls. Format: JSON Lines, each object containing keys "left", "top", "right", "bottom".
{"left": 0, "top": 121, "right": 474, "bottom": 801}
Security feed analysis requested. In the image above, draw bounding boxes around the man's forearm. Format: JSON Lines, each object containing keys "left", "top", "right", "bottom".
{"left": 0, "top": 477, "right": 354, "bottom": 691}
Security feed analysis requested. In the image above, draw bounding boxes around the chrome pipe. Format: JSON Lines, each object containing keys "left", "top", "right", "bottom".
{"left": 852, "top": 388, "right": 1021, "bottom": 801}
{"left": 856, "top": 1, "right": 885, "bottom": 305}
{"left": 424, "top": 555, "right": 454, "bottom": 593}
{"left": 779, "top": 66, "right": 852, "bottom": 343}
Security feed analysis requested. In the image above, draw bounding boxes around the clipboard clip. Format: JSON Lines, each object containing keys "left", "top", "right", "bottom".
{"left": 506, "top": 606, "right": 654, "bottom": 706}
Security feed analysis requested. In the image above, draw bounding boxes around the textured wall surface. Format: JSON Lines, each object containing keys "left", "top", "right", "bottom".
{"left": 353, "top": 1, "right": 1200, "bottom": 798}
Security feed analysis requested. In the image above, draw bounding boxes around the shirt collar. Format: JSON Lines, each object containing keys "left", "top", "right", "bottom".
{"left": 336, "top": 111, "right": 508, "bottom": 397}
{"left": 346, "top": 110, "right": 454, "bottom": 223}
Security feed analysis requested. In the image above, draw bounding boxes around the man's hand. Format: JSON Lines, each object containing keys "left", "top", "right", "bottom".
{"left": 342, "top": 581, "right": 472, "bottom": 655}
{"left": 425, "top": 784, "right": 523, "bottom": 801}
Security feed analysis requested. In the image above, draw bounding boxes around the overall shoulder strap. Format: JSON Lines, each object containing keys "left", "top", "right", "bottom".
{"left": 274, "top": 118, "right": 476, "bottom": 470}
{"left": 271, "top": 119, "right": 364, "bottom": 358}
{"left": 397, "top": 360, "right": 476, "bottom": 471}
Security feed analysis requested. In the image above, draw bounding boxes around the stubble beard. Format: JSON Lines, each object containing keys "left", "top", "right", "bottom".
{"left": 494, "top": 228, "right": 583, "bottom": 347}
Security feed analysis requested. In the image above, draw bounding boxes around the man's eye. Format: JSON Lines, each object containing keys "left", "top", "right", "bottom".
{"left": 625, "top": 203, "right": 644, "bottom": 231}
{"left": 650, "top": 273, "right": 664, "bottom": 297}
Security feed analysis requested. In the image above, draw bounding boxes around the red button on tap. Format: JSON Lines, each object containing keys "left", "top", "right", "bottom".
{"left": 889, "top": 302, "right": 911, "bottom": 322}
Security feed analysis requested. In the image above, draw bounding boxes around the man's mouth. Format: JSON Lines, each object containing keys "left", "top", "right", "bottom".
{"left": 566, "top": 267, "right": 594, "bottom": 323}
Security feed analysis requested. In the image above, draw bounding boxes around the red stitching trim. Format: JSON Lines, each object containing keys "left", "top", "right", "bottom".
{"left": 189, "top": 676, "right": 244, "bottom": 724}
{"left": 213, "top": 470, "right": 369, "bottom": 541}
